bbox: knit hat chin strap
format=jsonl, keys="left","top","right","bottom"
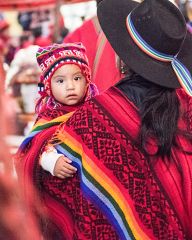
{"left": 86, "top": 83, "right": 99, "bottom": 101}
{"left": 126, "top": 13, "right": 192, "bottom": 96}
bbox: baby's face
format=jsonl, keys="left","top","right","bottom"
{"left": 51, "top": 64, "right": 88, "bottom": 105}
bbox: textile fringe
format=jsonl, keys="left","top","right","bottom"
{"left": 48, "top": 123, "right": 66, "bottom": 147}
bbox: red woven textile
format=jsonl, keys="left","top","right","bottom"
{"left": 17, "top": 87, "right": 192, "bottom": 239}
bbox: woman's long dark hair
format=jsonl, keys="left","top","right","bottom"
{"left": 138, "top": 79, "right": 192, "bottom": 160}
{"left": 119, "top": 64, "right": 192, "bottom": 160}
{"left": 139, "top": 85, "right": 179, "bottom": 159}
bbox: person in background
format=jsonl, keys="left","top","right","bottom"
{"left": 0, "top": 47, "right": 41, "bottom": 240}
{"left": 0, "top": 15, "right": 18, "bottom": 66}
{"left": 17, "top": 11, "right": 32, "bottom": 32}
{"left": 5, "top": 44, "right": 40, "bottom": 135}
{"left": 185, "top": 0, "right": 192, "bottom": 33}
{"left": 24, "top": 0, "right": 191, "bottom": 239}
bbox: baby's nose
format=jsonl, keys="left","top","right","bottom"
{"left": 66, "top": 80, "right": 75, "bottom": 90}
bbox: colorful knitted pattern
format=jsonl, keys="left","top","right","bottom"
{"left": 36, "top": 42, "right": 91, "bottom": 94}
{"left": 19, "top": 113, "right": 74, "bottom": 151}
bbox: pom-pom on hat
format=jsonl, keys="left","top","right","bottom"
{"left": 36, "top": 42, "right": 91, "bottom": 96}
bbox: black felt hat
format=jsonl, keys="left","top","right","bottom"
{"left": 97, "top": 0, "right": 192, "bottom": 89}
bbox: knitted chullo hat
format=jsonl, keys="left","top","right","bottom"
{"left": 36, "top": 42, "right": 92, "bottom": 97}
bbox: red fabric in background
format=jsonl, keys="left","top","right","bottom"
{"left": 64, "top": 16, "right": 121, "bottom": 93}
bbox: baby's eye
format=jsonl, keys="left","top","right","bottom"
{"left": 57, "top": 79, "right": 64, "bottom": 83}
{"left": 74, "top": 76, "right": 81, "bottom": 81}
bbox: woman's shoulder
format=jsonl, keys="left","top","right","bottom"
{"left": 176, "top": 88, "right": 192, "bottom": 104}
{"left": 176, "top": 89, "right": 192, "bottom": 125}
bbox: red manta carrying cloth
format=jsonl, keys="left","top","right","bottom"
{"left": 17, "top": 87, "right": 192, "bottom": 239}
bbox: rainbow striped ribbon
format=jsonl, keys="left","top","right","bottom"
{"left": 126, "top": 13, "right": 192, "bottom": 96}
{"left": 19, "top": 113, "right": 73, "bottom": 151}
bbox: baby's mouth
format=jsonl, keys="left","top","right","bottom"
{"left": 66, "top": 94, "right": 77, "bottom": 98}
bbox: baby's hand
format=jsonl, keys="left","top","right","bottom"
{"left": 53, "top": 156, "right": 77, "bottom": 179}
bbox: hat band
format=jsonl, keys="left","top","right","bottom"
{"left": 126, "top": 13, "right": 192, "bottom": 96}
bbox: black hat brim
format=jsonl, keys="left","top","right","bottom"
{"left": 97, "top": 0, "right": 192, "bottom": 88}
